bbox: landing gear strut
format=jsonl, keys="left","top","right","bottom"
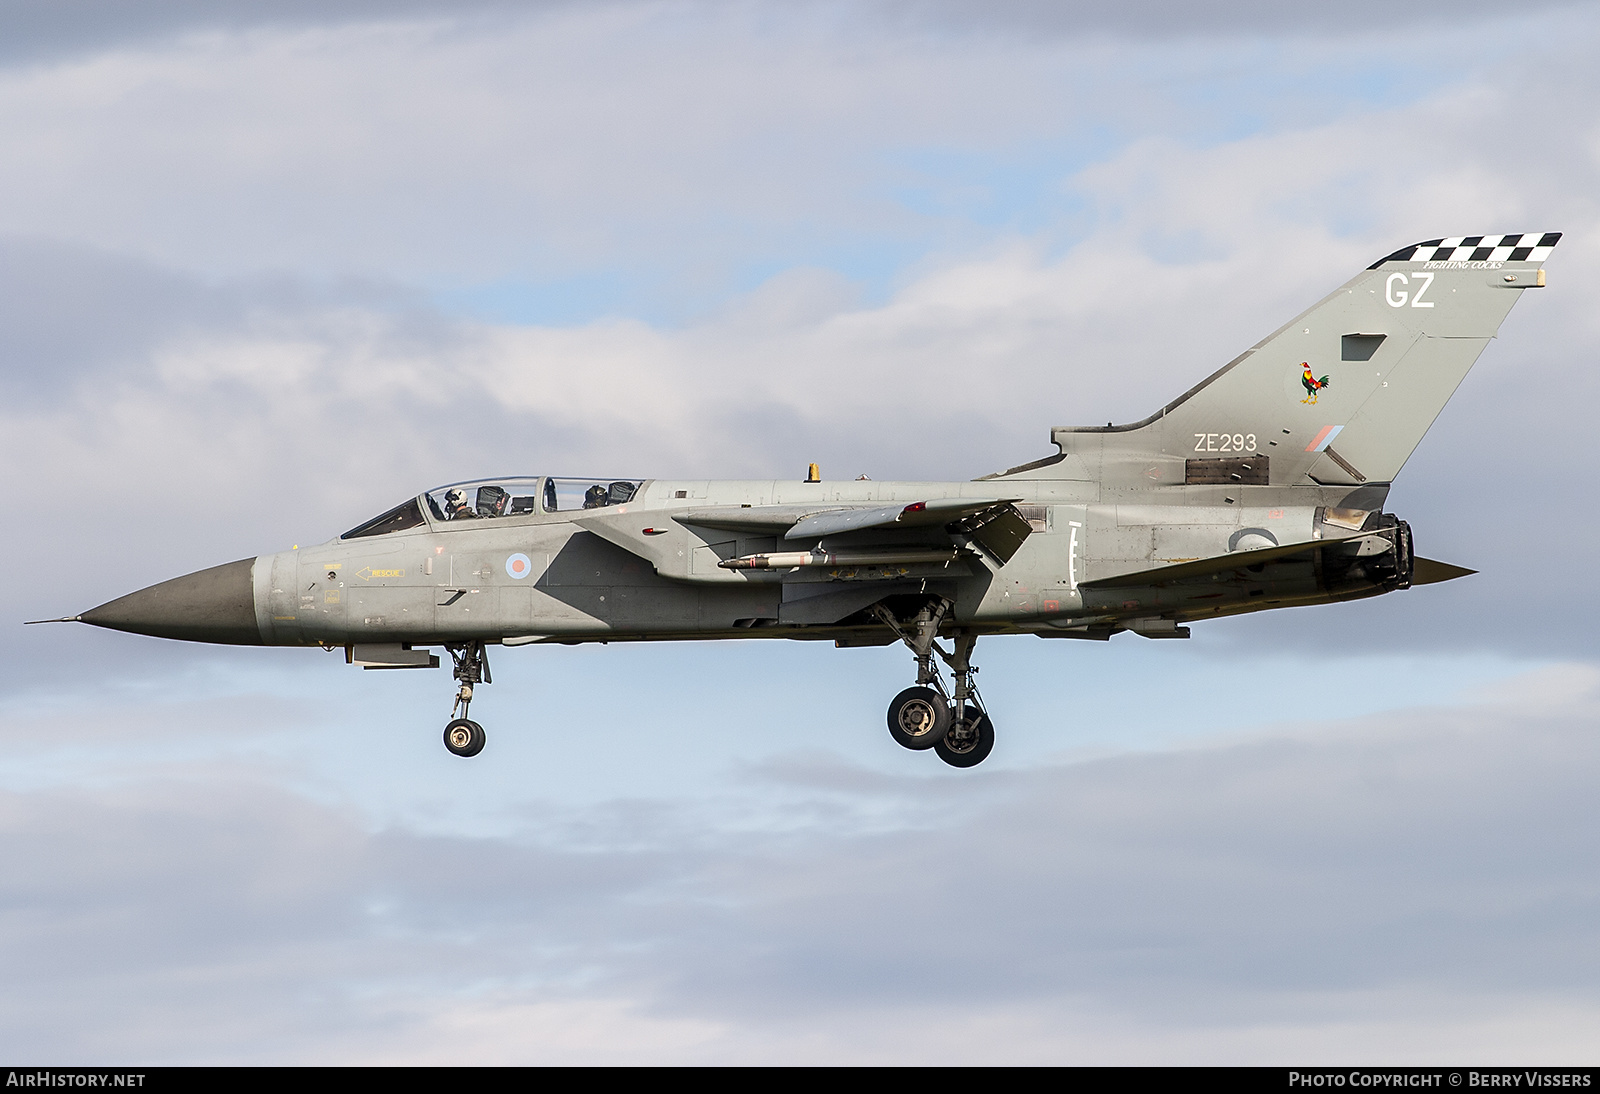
{"left": 935, "top": 703, "right": 994, "bottom": 768}
{"left": 442, "top": 641, "right": 490, "bottom": 758}
{"left": 871, "top": 600, "right": 996, "bottom": 768}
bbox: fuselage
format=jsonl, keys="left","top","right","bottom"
{"left": 80, "top": 472, "right": 1405, "bottom": 651}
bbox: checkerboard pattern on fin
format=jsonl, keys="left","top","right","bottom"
{"left": 1369, "top": 233, "right": 1560, "bottom": 268}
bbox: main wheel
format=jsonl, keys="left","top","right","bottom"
{"left": 444, "top": 718, "right": 486, "bottom": 757}
{"left": 887, "top": 686, "right": 951, "bottom": 750}
{"left": 935, "top": 706, "right": 994, "bottom": 768}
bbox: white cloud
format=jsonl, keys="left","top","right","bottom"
{"left": 1, "top": 2, "right": 1584, "bottom": 292}
{"left": 0, "top": 10, "right": 1092, "bottom": 281}
{"left": 0, "top": 662, "right": 1596, "bottom": 1063}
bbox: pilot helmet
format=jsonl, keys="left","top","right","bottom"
{"left": 445, "top": 488, "right": 467, "bottom": 508}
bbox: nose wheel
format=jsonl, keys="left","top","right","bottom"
{"left": 442, "top": 641, "right": 491, "bottom": 758}
{"left": 444, "top": 718, "right": 486, "bottom": 757}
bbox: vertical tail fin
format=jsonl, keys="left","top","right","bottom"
{"left": 1042, "top": 234, "right": 1559, "bottom": 487}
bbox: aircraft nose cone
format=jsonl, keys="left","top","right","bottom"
{"left": 80, "top": 558, "right": 263, "bottom": 645}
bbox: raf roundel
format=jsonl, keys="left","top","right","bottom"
{"left": 505, "top": 553, "right": 533, "bottom": 580}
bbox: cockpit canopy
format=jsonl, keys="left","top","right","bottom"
{"left": 340, "top": 476, "right": 644, "bottom": 539}
{"left": 425, "top": 477, "right": 546, "bottom": 522}
{"left": 546, "top": 477, "right": 641, "bottom": 512}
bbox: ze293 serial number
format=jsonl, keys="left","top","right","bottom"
{"left": 1194, "top": 433, "right": 1257, "bottom": 453}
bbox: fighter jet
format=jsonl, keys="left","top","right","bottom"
{"left": 37, "top": 233, "right": 1559, "bottom": 766}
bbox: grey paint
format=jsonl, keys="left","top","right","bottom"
{"left": 80, "top": 558, "right": 261, "bottom": 645}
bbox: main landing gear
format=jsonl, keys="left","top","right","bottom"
{"left": 442, "top": 640, "right": 490, "bottom": 758}
{"left": 872, "top": 600, "right": 996, "bottom": 768}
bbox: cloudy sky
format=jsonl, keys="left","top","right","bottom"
{"left": 3, "top": 0, "right": 1598, "bottom": 1064}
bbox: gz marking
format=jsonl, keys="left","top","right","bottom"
{"left": 1385, "top": 271, "right": 1435, "bottom": 308}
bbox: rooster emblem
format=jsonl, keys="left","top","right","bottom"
{"left": 1300, "top": 362, "right": 1331, "bottom": 404}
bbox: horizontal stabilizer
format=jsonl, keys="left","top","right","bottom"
{"left": 1080, "top": 530, "right": 1388, "bottom": 590}
{"left": 1411, "top": 557, "right": 1476, "bottom": 585}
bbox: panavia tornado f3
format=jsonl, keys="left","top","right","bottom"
{"left": 40, "top": 233, "right": 1560, "bottom": 766}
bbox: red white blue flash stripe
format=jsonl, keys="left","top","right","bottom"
{"left": 1306, "top": 425, "right": 1343, "bottom": 452}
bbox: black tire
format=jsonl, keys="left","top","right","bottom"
{"left": 444, "top": 718, "right": 486, "bottom": 758}
{"left": 887, "top": 686, "right": 951, "bottom": 751}
{"left": 935, "top": 706, "right": 994, "bottom": 768}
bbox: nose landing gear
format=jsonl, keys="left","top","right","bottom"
{"left": 871, "top": 600, "right": 996, "bottom": 768}
{"left": 442, "top": 641, "right": 490, "bottom": 758}
{"left": 444, "top": 718, "right": 485, "bottom": 757}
